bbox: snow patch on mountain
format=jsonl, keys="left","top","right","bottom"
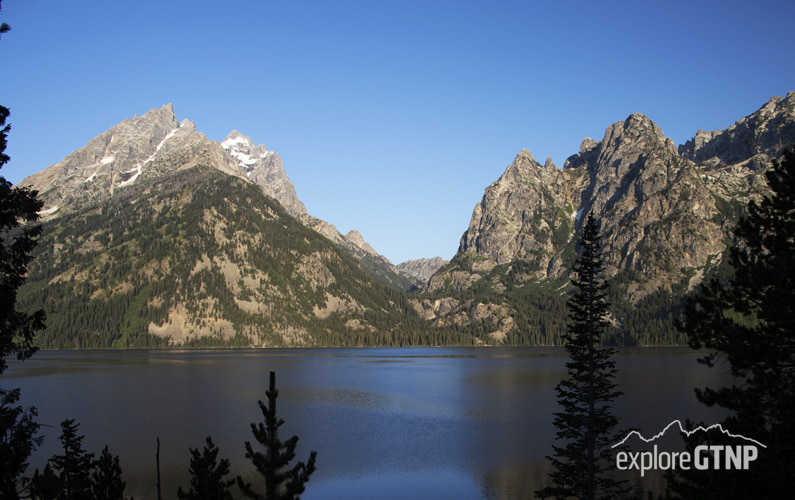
{"left": 118, "top": 164, "right": 142, "bottom": 188}
{"left": 221, "top": 135, "right": 248, "bottom": 149}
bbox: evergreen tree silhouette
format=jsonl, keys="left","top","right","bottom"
{"left": 536, "top": 212, "right": 630, "bottom": 500}
{"left": 178, "top": 436, "right": 235, "bottom": 500}
{"left": 29, "top": 419, "right": 128, "bottom": 500}
{"left": 671, "top": 150, "right": 795, "bottom": 498}
{"left": 0, "top": 387, "right": 42, "bottom": 499}
{"left": 92, "top": 445, "right": 128, "bottom": 500}
{"left": 31, "top": 419, "right": 95, "bottom": 499}
{"left": 237, "top": 371, "right": 317, "bottom": 500}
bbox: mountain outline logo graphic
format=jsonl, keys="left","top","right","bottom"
{"left": 612, "top": 419, "right": 767, "bottom": 449}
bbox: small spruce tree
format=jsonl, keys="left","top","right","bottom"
{"left": 178, "top": 436, "right": 235, "bottom": 500}
{"left": 92, "top": 445, "right": 128, "bottom": 500}
{"left": 536, "top": 212, "right": 630, "bottom": 500}
{"left": 236, "top": 371, "right": 317, "bottom": 500}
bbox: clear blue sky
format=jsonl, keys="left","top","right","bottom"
{"left": 1, "top": 0, "right": 793, "bottom": 264}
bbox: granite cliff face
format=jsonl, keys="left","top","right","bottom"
{"left": 427, "top": 92, "right": 795, "bottom": 332}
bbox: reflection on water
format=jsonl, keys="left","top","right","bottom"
{"left": 2, "top": 347, "right": 730, "bottom": 499}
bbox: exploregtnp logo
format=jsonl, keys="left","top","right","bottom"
{"left": 611, "top": 420, "right": 766, "bottom": 477}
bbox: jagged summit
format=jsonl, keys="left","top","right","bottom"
{"left": 18, "top": 104, "right": 311, "bottom": 220}
{"left": 19, "top": 104, "right": 413, "bottom": 291}
{"left": 433, "top": 94, "right": 793, "bottom": 305}
{"left": 344, "top": 230, "right": 379, "bottom": 258}
{"left": 679, "top": 91, "right": 795, "bottom": 165}
{"left": 219, "top": 130, "right": 307, "bottom": 218}
{"left": 21, "top": 103, "right": 195, "bottom": 216}
{"left": 457, "top": 146, "right": 569, "bottom": 267}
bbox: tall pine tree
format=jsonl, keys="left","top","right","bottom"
{"left": 670, "top": 150, "right": 795, "bottom": 498}
{"left": 536, "top": 212, "right": 630, "bottom": 500}
{"left": 236, "top": 371, "right": 317, "bottom": 500}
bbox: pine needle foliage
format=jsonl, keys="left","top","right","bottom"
{"left": 92, "top": 445, "right": 128, "bottom": 500}
{"left": 178, "top": 436, "right": 235, "bottom": 500}
{"left": 536, "top": 212, "right": 630, "bottom": 500}
{"left": 237, "top": 371, "right": 317, "bottom": 500}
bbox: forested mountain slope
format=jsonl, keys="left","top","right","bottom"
{"left": 19, "top": 166, "right": 470, "bottom": 348}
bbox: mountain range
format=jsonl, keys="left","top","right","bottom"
{"left": 15, "top": 92, "right": 795, "bottom": 347}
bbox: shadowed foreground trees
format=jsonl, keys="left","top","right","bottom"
{"left": 669, "top": 150, "right": 795, "bottom": 498}
{"left": 0, "top": 387, "right": 42, "bottom": 498}
{"left": 28, "top": 419, "right": 128, "bottom": 500}
{"left": 536, "top": 212, "right": 631, "bottom": 500}
{"left": 178, "top": 371, "right": 317, "bottom": 500}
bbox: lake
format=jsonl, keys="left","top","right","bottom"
{"left": 2, "top": 347, "right": 732, "bottom": 499}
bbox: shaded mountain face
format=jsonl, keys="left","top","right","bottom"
{"left": 19, "top": 104, "right": 412, "bottom": 290}
{"left": 430, "top": 93, "right": 795, "bottom": 304}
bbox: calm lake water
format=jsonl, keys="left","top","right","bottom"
{"left": 2, "top": 347, "right": 732, "bottom": 499}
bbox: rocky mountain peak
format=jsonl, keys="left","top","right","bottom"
{"left": 19, "top": 103, "right": 200, "bottom": 216}
{"left": 220, "top": 130, "right": 307, "bottom": 218}
{"left": 456, "top": 147, "right": 571, "bottom": 269}
{"left": 596, "top": 113, "right": 676, "bottom": 168}
{"left": 128, "top": 103, "right": 180, "bottom": 135}
{"left": 679, "top": 92, "right": 795, "bottom": 165}
{"left": 433, "top": 94, "right": 794, "bottom": 306}
{"left": 563, "top": 113, "right": 681, "bottom": 217}
{"left": 397, "top": 257, "right": 449, "bottom": 284}
{"left": 579, "top": 137, "right": 598, "bottom": 154}
{"left": 344, "top": 230, "right": 379, "bottom": 257}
